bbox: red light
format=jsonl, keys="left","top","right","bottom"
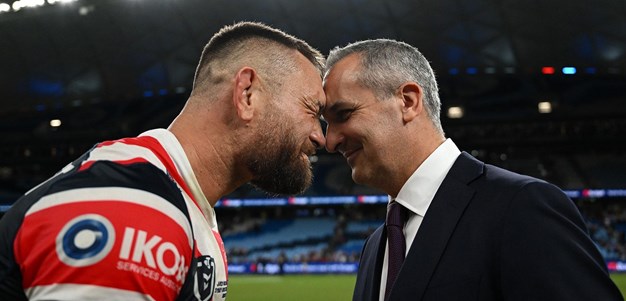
{"left": 608, "top": 262, "right": 617, "bottom": 271}
{"left": 542, "top": 67, "right": 555, "bottom": 74}
{"left": 582, "top": 189, "right": 590, "bottom": 197}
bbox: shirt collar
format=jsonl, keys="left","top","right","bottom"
{"left": 139, "top": 128, "right": 216, "bottom": 227}
{"left": 392, "top": 138, "right": 461, "bottom": 216}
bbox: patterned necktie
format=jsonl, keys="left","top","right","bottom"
{"left": 385, "top": 201, "right": 406, "bottom": 301}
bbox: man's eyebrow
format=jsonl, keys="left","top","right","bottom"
{"left": 321, "top": 100, "right": 351, "bottom": 122}
{"left": 315, "top": 98, "right": 325, "bottom": 113}
{"left": 324, "top": 100, "right": 347, "bottom": 115}
{"left": 307, "top": 97, "right": 324, "bottom": 119}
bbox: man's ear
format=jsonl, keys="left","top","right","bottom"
{"left": 233, "top": 67, "right": 256, "bottom": 121}
{"left": 398, "top": 82, "right": 424, "bottom": 123}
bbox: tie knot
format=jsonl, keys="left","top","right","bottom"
{"left": 386, "top": 201, "right": 406, "bottom": 228}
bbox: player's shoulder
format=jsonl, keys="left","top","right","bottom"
{"left": 78, "top": 135, "right": 171, "bottom": 174}
{"left": 12, "top": 167, "right": 195, "bottom": 301}
{"left": 8, "top": 134, "right": 189, "bottom": 231}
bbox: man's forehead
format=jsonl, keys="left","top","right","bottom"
{"left": 325, "top": 64, "right": 362, "bottom": 92}
{"left": 327, "top": 54, "right": 361, "bottom": 76}
{"left": 298, "top": 72, "right": 325, "bottom": 102}
{"left": 309, "top": 83, "right": 326, "bottom": 106}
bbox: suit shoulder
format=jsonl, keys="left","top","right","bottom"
{"left": 470, "top": 163, "right": 570, "bottom": 209}
{"left": 482, "top": 163, "right": 547, "bottom": 187}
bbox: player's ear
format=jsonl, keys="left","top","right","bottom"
{"left": 233, "top": 67, "right": 257, "bottom": 121}
{"left": 398, "top": 81, "right": 423, "bottom": 123}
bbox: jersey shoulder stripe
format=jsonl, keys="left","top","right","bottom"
{"left": 80, "top": 140, "right": 167, "bottom": 173}
{"left": 26, "top": 186, "right": 193, "bottom": 247}
{"left": 1, "top": 136, "right": 197, "bottom": 301}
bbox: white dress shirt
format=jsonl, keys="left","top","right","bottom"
{"left": 379, "top": 139, "right": 461, "bottom": 301}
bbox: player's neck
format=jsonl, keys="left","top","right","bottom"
{"left": 169, "top": 119, "right": 250, "bottom": 207}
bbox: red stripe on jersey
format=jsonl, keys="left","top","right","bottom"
{"left": 96, "top": 140, "right": 118, "bottom": 147}
{"left": 15, "top": 200, "right": 192, "bottom": 301}
{"left": 79, "top": 160, "right": 96, "bottom": 172}
{"left": 79, "top": 157, "right": 149, "bottom": 172}
{"left": 97, "top": 138, "right": 144, "bottom": 148}
{"left": 212, "top": 230, "right": 228, "bottom": 279}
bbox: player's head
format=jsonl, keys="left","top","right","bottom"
{"left": 193, "top": 21, "right": 326, "bottom": 195}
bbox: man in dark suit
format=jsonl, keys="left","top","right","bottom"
{"left": 321, "top": 39, "right": 623, "bottom": 301}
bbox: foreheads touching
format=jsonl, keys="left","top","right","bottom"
{"left": 191, "top": 21, "right": 325, "bottom": 98}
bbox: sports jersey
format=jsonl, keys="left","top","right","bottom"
{"left": 0, "top": 129, "right": 228, "bottom": 301}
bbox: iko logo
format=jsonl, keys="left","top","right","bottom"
{"left": 119, "top": 227, "right": 187, "bottom": 282}
{"left": 56, "top": 214, "right": 115, "bottom": 267}
{"left": 194, "top": 255, "right": 216, "bottom": 301}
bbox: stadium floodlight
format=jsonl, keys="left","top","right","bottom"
{"left": 48, "top": 0, "right": 77, "bottom": 4}
{"left": 12, "top": 0, "right": 45, "bottom": 11}
{"left": 0, "top": 3, "right": 10, "bottom": 13}
{"left": 538, "top": 101, "right": 552, "bottom": 114}
{"left": 447, "top": 106, "right": 464, "bottom": 119}
{"left": 50, "top": 119, "right": 62, "bottom": 127}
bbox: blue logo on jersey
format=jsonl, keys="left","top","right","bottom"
{"left": 56, "top": 214, "right": 116, "bottom": 267}
{"left": 62, "top": 219, "right": 109, "bottom": 259}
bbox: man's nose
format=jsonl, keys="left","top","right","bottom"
{"left": 324, "top": 122, "right": 343, "bottom": 153}
{"left": 310, "top": 121, "right": 326, "bottom": 149}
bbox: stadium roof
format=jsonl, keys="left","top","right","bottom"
{"left": 0, "top": 0, "right": 625, "bottom": 114}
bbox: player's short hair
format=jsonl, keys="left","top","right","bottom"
{"left": 192, "top": 21, "right": 324, "bottom": 97}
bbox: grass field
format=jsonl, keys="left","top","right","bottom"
{"left": 612, "top": 273, "right": 626, "bottom": 297}
{"left": 227, "top": 274, "right": 355, "bottom": 301}
{"left": 227, "top": 273, "right": 626, "bottom": 300}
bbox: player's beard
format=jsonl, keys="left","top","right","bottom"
{"left": 244, "top": 120, "right": 314, "bottom": 196}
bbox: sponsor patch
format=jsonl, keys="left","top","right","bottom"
{"left": 55, "top": 214, "right": 115, "bottom": 267}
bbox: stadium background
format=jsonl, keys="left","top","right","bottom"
{"left": 0, "top": 0, "right": 625, "bottom": 299}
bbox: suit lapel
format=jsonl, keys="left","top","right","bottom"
{"left": 389, "top": 152, "right": 483, "bottom": 300}
{"left": 355, "top": 225, "right": 386, "bottom": 301}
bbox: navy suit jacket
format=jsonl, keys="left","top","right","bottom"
{"left": 353, "top": 152, "right": 623, "bottom": 301}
